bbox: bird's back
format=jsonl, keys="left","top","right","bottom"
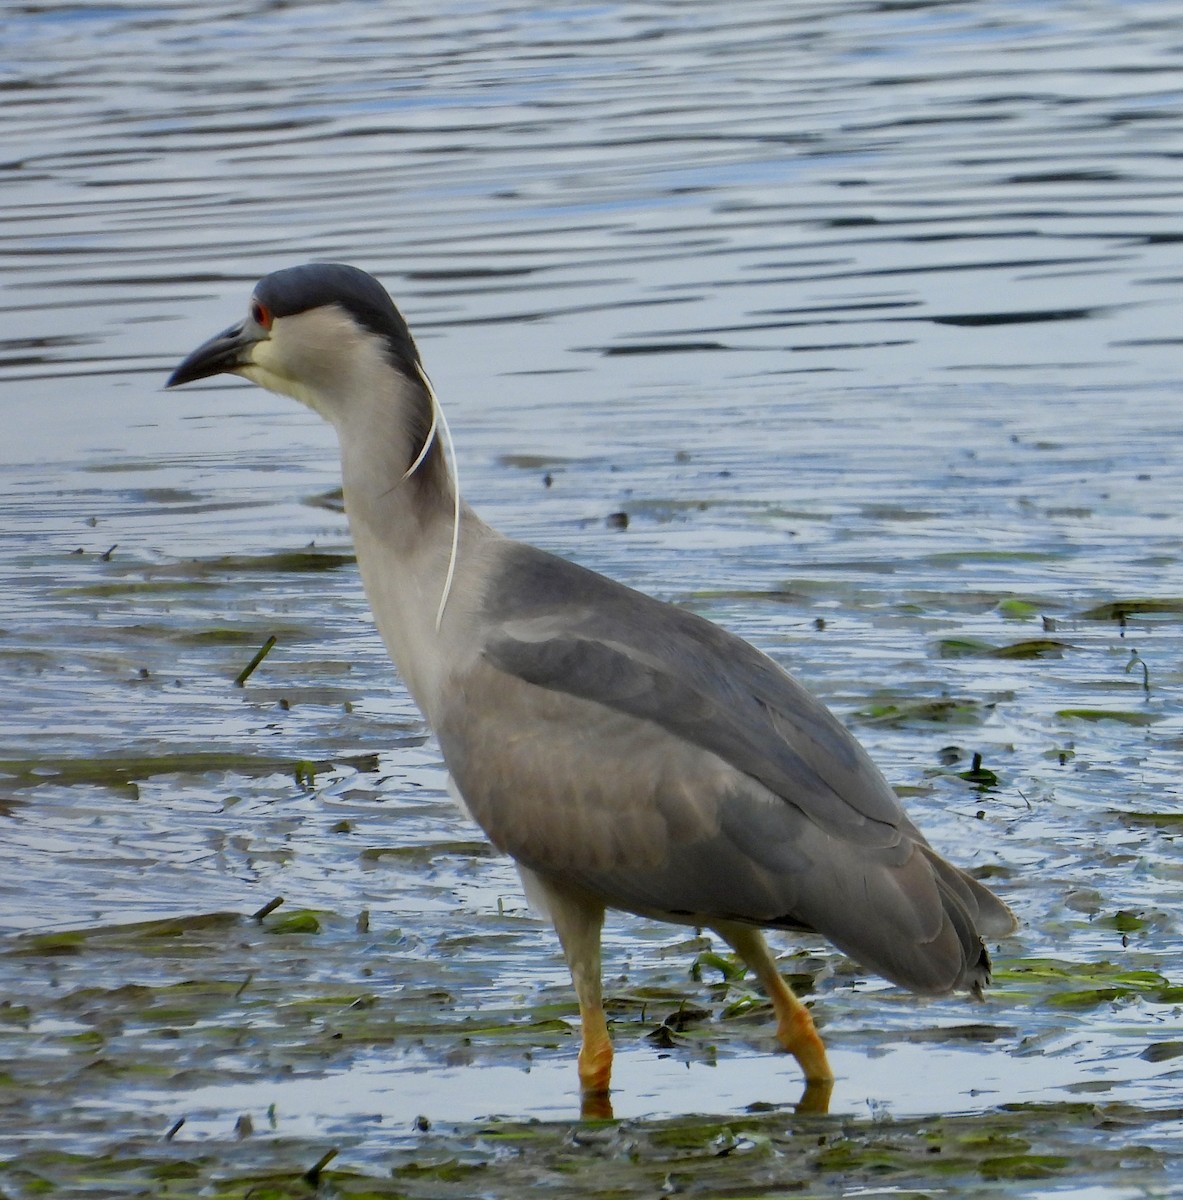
{"left": 437, "top": 540, "right": 1015, "bottom": 997}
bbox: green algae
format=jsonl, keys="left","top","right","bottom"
{"left": 12, "top": 912, "right": 244, "bottom": 956}
{"left": 1117, "top": 810, "right": 1183, "bottom": 828}
{"left": 1, "top": 899, "right": 1181, "bottom": 1198}
{"left": 854, "top": 695, "right": 991, "bottom": 726}
{"left": 1055, "top": 707, "right": 1160, "bottom": 726}
{"left": 978, "top": 1152, "right": 1070, "bottom": 1180}
{"left": 264, "top": 910, "right": 324, "bottom": 936}
{"left": 0, "top": 751, "right": 381, "bottom": 790}
{"left": 996, "top": 597, "right": 1043, "bottom": 619}
{"left": 935, "top": 636, "right": 1072, "bottom": 659}
{"left": 992, "top": 957, "right": 1182, "bottom": 1007}
{"left": 1080, "top": 597, "right": 1183, "bottom": 621}
{"left": 360, "top": 841, "right": 496, "bottom": 865}
{"left": 0, "top": 1102, "right": 1175, "bottom": 1198}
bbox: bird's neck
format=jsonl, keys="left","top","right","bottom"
{"left": 333, "top": 376, "right": 479, "bottom": 718}
{"left": 335, "top": 369, "right": 454, "bottom": 549}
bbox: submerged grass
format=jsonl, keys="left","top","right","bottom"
{"left": 853, "top": 694, "right": 994, "bottom": 726}
{"left": 992, "top": 956, "right": 1183, "bottom": 1008}
{"left": 0, "top": 1100, "right": 1177, "bottom": 1197}
{"left": 935, "top": 636, "right": 1072, "bottom": 659}
{"left": 5, "top": 371, "right": 1182, "bottom": 1200}
{"left": 0, "top": 751, "right": 383, "bottom": 789}
{"left": 3, "top": 897, "right": 1179, "bottom": 1197}
{"left": 1055, "top": 707, "right": 1160, "bottom": 726}
{"left": 1080, "top": 597, "right": 1183, "bottom": 621}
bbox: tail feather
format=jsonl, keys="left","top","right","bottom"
{"left": 930, "top": 865, "right": 992, "bottom": 998}
{"left": 922, "top": 846, "right": 1017, "bottom": 939}
{"left": 917, "top": 847, "right": 1015, "bottom": 997}
{"left": 799, "top": 843, "right": 1014, "bottom": 999}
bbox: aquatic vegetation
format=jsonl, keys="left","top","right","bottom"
{"left": 935, "top": 636, "right": 1072, "bottom": 659}
{"left": 3, "top": 1, "right": 1183, "bottom": 1194}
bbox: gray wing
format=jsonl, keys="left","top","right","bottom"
{"left": 438, "top": 542, "right": 1014, "bottom": 994}
{"left": 479, "top": 542, "right": 907, "bottom": 844}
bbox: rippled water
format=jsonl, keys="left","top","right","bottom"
{"left": 2, "top": 1, "right": 1182, "bottom": 1194}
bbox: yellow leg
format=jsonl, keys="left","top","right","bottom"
{"left": 715, "top": 923, "right": 834, "bottom": 1114}
{"left": 575, "top": 993, "right": 613, "bottom": 1097}
{"left": 529, "top": 874, "right": 614, "bottom": 1118}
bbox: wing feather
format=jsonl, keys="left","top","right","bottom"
{"left": 482, "top": 544, "right": 903, "bottom": 845}
{"left": 434, "top": 542, "right": 1013, "bottom": 996}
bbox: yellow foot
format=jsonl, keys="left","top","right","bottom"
{"left": 577, "top": 1025, "right": 614, "bottom": 1096}
{"left": 775, "top": 1003, "right": 832, "bottom": 1087}
{"left": 711, "top": 923, "right": 834, "bottom": 1114}
{"left": 795, "top": 1076, "right": 834, "bottom": 1115}
{"left": 580, "top": 1087, "right": 614, "bottom": 1121}
{"left": 577, "top": 1025, "right": 614, "bottom": 1121}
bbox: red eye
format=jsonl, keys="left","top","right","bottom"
{"left": 250, "top": 300, "right": 272, "bottom": 329}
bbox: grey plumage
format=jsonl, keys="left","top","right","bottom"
{"left": 442, "top": 540, "right": 1011, "bottom": 998}
{"left": 167, "top": 262, "right": 1016, "bottom": 1114}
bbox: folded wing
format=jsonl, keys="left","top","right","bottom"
{"left": 437, "top": 543, "right": 1014, "bottom": 995}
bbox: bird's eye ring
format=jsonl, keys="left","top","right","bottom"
{"left": 250, "top": 300, "right": 272, "bottom": 329}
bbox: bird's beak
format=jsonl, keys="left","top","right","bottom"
{"left": 166, "top": 322, "right": 264, "bottom": 388}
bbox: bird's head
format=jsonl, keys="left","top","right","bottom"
{"left": 166, "top": 264, "right": 424, "bottom": 426}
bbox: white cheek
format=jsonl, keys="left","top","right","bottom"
{"left": 241, "top": 342, "right": 327, "bottom": 417}
{"left": 236, "top": 309, "right": 389, "bottom": 428}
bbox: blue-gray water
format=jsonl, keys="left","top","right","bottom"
{"left": 2, "top": 1, "right": 1181, "bottom": 1194}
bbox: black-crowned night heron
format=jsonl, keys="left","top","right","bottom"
{"left": 167, "top": 263, "right": 1015, "bottom": 1116}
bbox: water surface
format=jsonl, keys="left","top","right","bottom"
{"left": 2, "top": 1, "right": 1182, "bottom": 1195}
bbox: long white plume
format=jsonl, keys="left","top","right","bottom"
{"left": 404, "top": 362, "right": 461, "bottom": 631}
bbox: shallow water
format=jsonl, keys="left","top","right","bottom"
{"left": 2, "top": 0, "right": 1182, "bottom": 1195}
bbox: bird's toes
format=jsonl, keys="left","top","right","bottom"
{"left": 795, "top": 1076, "right": 834, "bottom": 1115}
